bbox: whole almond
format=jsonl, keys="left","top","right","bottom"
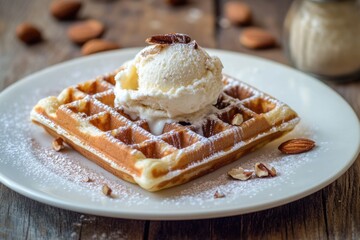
{"left": 68, "top": 19, "right": 105, "bottom": 45}
{"left": 278, "top": 138, "right": 315, "bottom": 154}
{"left": 81, "top": 39, "right": 120, "bottom": 55}
{"left": 16, "top": 23, "right": 42, "bottom": 44}
{"left": 240, "top": 27, "right": 276, "bottom": 49}
{"left": 224, "top": 1, "right": 251, "bottom": 25}
{"left": 50, "top": 0, "right": 82, "bottom": 20}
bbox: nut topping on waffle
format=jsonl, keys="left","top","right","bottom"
{"left": 145, "top": 33, "right": 191, "bottom": 44}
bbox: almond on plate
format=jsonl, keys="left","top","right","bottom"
{"left": 278, "top": 138, "right": 316, "bottom": 154}
{"left": 228, "top": 167, "right": 253, "bottom": 181}
{"left": 52, "top": 137, "right": 65, "bottom": 151}
{"left": 16, "top": 23, "right": 42, "bottom": 44}
{"left": 50, "top": 0, "right": 82, "bottom": 20}
{"left": 239, "top": 27, "right": 276, "bottom": 49}
{"left": 214, "top": 190, "right": 226, "bottom": 198}
{"left": 67, "top": 19, "right": 105, "bottom": 45}
{"left": 102, "top": 184, "right": 112, "bottom": 197}
{"left": 254, "top": 162, "right": 277, "bottom": 178}
{"left": 81, "top": 39, "right": 120, "bottom": 55}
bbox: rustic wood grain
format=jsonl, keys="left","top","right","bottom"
{"left": 0, "top": 184, "right": 145, "bottom": 239}
{"left": 1, "top": 0, "right": 360, "bottom": 239}
{"left": 211, "top": 194, "right": 328, "bottom": 240}
{"left": 148, "top": 220, "right": 212, "bottom": 240}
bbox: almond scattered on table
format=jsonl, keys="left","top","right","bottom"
{"left": 81, "top": 39, "right": 120, "bottom": 55}
{"left": 50, "top": 0, "right": 82, "bottom": 20}
{"left": 278, "top": 138, "right": 316, "bottom": 154}
{"left": 16, "top": 23, "right": 42, "bottom": 44}
{"left": 239, "top": 27, "right": 276, "bottom": 49}
{"left": 224, "top": 1, "right": 251, "bottom": 25}
{"left": 68, "top": 19, "right": 105, "bottom": 45}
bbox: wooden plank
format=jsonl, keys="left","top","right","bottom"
{"left": 209, "top": 192, "right": 327, "bottom": 239}
{"left": 323, "top": 169, "right": 360, "bottom": 239}
{"left": 148, "top": 220, "right": 211, "bottom": 240}
{"left": 0, "top": 184, "right": 79, "bottom": 239}
{"left": 75, "top": 216, "right": 145, "bottom": 239}
{"left": 0, "top": 185, "right": 145, "bottom": 239}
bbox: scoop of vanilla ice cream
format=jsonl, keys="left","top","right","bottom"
{"left": 114, "top": 41, "right": 223, "bottom": 121}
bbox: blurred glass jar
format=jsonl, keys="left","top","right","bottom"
{"left": 283, "top": 0, "right": 360, "bottom": 81}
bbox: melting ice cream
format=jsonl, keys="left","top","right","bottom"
{"left": 114, "top": 33, "right": 223, "bottom": 134}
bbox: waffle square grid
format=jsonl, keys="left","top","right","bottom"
{"left": 31, "top": 71, "right": 299, "bottom": 191}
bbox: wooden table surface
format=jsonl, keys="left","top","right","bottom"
{"left": 1, "top": 0, "right": 359, "bottom": 239}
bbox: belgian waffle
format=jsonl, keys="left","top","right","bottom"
{"left": 30, "top": 72, "right": 299, "bottom": 191}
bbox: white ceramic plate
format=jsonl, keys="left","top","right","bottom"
{"left": 0, "top": 48, "right": 359, "bottom": 220}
